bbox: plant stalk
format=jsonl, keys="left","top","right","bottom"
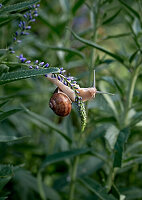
{"left": 124, "top": 65, "right": 140, "bottom": 126}
{"left": 69, "top": 133, "right": 85, "bottom": 200}
{"left": 69, "top": 156, "right": 80, "bottom": 200}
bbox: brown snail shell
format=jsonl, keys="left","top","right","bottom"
{"left": 49, "top": 88, "right": 72, "bottom": 117}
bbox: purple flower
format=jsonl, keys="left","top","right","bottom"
{"left": 20, "top": 57, "right": 26, "bottom": 62}
{"left": 23, "top": 14, "right": 27, "bottom": 18}
{"left": 19, "top": 21, "right": 23, "bottom": 28}
{"left": 40, "top": 62, "right": 44, "bottom": 66}
{"left": 13, "top": 37, "right": 16, "bottom": 41}
{"left": 29, "top": 66, "right": 33, "bottom": 69}
{"left": 35, "top": 60, "right": 38, "bottom": 64}
{"left": 26, "top": 60, "right": 31, "bottom": 64}
{"left": 19, "top": 54, "right": 23, "bottom": 58}
{"left": 0, "top": 4, "right": 2, "bottom": 8}
{"left": 45, "top": 74, "right": 48, "bottom": 77}
{"left": 26, "top": 26, "right": 31, "bottom": 30}
{"left": 58, "top": 76, "right": 61, "bottom": 81}
{"left": 36, "top": 66, "right": 39, "bottom": 69}
{"left": 9, "top": 47, "right": 13, "bottom": 50}
{"left": 44, "top": 63, "right": 49, "bottom": 68}
{"left": 10, "top": 51, "right": 15, "bottom": 54}
{"left": 15, "top": 31, "right": 18, "bottom": 36}
{"left": 37, "top": 4, "right": 40, "bottom": 7}
{"left": 30, "top": 19, "right": 36, "bottom": 22}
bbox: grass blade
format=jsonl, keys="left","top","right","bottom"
{"left": 40, "top": 148, "right": 90, "bottom": 171}
{"left": 113, "top": 128, "right": 130, "bottom": 168}
{"left": 118, "top": 0, "right": 140, "bottom": 20}
{"left": 80, "top": 177, "right": 116, "bottom": 200}
{"left": 0, "top": 108, "right": 21, "bottom": 121}
{"left": 70, "top": 29, "right": 124, "bottom": 64}
{"left": 0, "top": 67, "right": 59, "bottom": 85}
{"left": 0, "top": 0, "right": 40, "bottom": 14}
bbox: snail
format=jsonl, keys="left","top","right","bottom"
{"left": 49, "top": 88, "right": 72, "bottom": 117}
{"left": 47, "top": 70, "right": 114, "bottom": 117}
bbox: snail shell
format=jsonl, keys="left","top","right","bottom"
{"left": 49, "top": 88, "right": 72, "bottom": 117}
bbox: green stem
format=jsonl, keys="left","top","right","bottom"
{"left": 106, "top": 167, "right": 117, "bottom": 192}
{"left": 89, "top": 0, "right": 101, "bottom": 86}
{"left": 69, "top": 133, "right": 85, "bottom": 200}
{"left": 124, "top": 65, "right": 140, "bottom": 126}
{"left": 69, "top": 156, "right": 80, "bottom": 200}
{"left": 37, "top": 172, "right": 46, "bottom": 200}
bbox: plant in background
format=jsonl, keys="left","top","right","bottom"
{"left": 0, "top": 0, "right": 142, "bottom": 200}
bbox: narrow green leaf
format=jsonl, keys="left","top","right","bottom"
{"left": 103, "top": 9, "right": 121, "bottom": 25}
{"left": 113, "top": 128, "right": 130, "bottom": 168}
{"left": 0, "top": 108, "right": 21, "bottom": 121}
{"left": 105, "top": 125, "right": 119, "bottom": 150}
{"left": 40, "top": 148, "right": 90, "bottom": 171}
{"left": 0, "top": 197, "right": 8, "bottom": 200}
{"left": 129, "top": 49, "right": 139, "bottom": 63}
{"left": 130, "top": 111, "right": 142, "bottom": 127}
{"left": 70, "top": 29, "right": 124, "bottom": 63}
{"left": 0, "top": 68, "right": 59, "bottom": 85}
{"left": 72, "top": 0, "right": 85, "bottom": 14}
{"left": 23, "top": 106, "right": 72, "bottom": 144}
{"left": 0, "top": 0, "right": 40, "bottom": 14}
{"left": 80, "top": 177, "right": 116, "bottom": 200}
{"left": 118, "top": 0, "right": 140, "bottom": 20}
{"left": 0, "top": 14, "right": 20, "bottom": 27}
{"left": 0, "top": 135, "right": 29, "bottom": 143}
{"left": 0, "top": 100, "right": 8, "bottom": 108}
{"left": 0, "top": 165, "right": 13, "bottom": 178}
{"left": 46, "top": 45, "right": 85, "bottom": 59}
{"left": 102, "top": 33, "right": 131, "bottom": 40}
{"left": 0, "top": 165, "right": 13, "bottom": 191}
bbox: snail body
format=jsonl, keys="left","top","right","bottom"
{"left": 47, "top": 74, "right": 97, "bottom": 102}
{"left": 49, "top": 88, "right": 72, "bottom": 117}
{"left": 47, "top": 72, "right": 113, "bottom": 117}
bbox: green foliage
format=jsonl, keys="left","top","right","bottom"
{"left": 0, "top": 0, "right": 142, "bottom": 200}
{"left": 0, "top": 68, "right": 59, "bottom": 85}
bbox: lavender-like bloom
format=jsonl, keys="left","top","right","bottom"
{"left": 26, "top": 60, "right": 31, "bottom": 64}
{"left": 36, "top": 66, "right": 39, "bottom": 69}
{"left": 16, "top": 54, "right": 26, "bottom": 62}
{"left": 35, "top": 60, "right": 38, "bottom": 64}
{"left": 58, "top": 76, "right": 61, "bottom": 81}
{"left": 29, "top": 66, "right": 33, "bottom": 69}
{"left": 0, "top": 4, "right": 2, "bottom": 8}
{"left": 40, "top": 62, "right": 44, "bottom": 66}
{"left": 21, "top": 57, "right": 26, "bottom": 62}
{"left": 44, "top": 63, "right": 49, "bottom": 68}
{"left": 76, "top": 90, "right": 80, "bottom": 94}
{"left": 30, "top": 19, "right": 36, "bottom": 22}
{"left": 10, "top": 51, "right": 15, "bottom": 54}
{"left": 15, "top": 31, "right": 18, "bottom": 36}
{"left": 23, "top": 14, "right": 27, "bottom": 18}
{"left": 26, "top": 26, "right": 31, "bottom": 30}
